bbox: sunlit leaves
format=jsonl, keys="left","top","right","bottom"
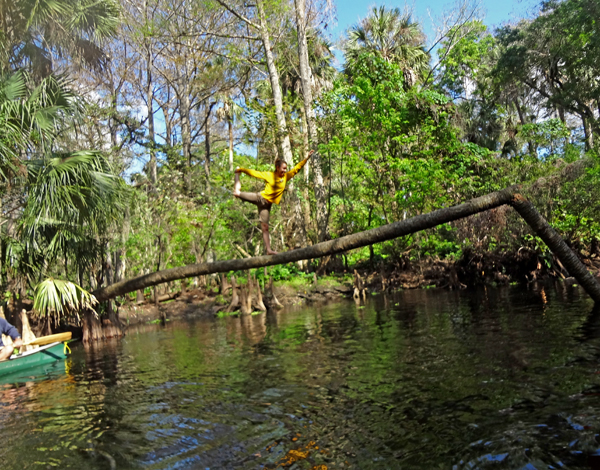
{"left": 33, "top": 277, "right": 98, "bottom": 321}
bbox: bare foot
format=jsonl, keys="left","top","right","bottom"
{"left": 266, "top": 249, "right": 278, "bottom": 255}
{"left": 233, "top": 172, "right": 241, "bottom": 197}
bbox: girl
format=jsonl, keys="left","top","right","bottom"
{"left": 233, "top": 151, "right": 314, "bottom": 255}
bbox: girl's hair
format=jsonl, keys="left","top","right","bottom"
{"left": 275, "top": 158, "right": 286, "bottom": 169}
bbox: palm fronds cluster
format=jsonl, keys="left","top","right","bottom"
{"left": 0, "top": 0, "right": 126, "bottom": 319}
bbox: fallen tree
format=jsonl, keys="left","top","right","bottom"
{"left": 94, "top": 183, "right": 600, "bottom": 303}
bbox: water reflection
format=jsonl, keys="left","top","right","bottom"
{"left": 0, "top": 283, "right": 599, "bottom": 469}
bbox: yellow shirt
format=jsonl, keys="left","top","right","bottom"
{"left": 238, "top": 158, "right": 308, "bottom": 204}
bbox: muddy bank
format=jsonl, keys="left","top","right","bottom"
{"left": 117, "top": 281, "right": 355, "bottom": 327}
{"left": 116, "top": 248, "right": 600, "bottom": 327}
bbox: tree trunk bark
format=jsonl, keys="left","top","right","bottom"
{"left": 294, "top": 0, "right": 328, "bottom": 242}
{"left": 94, "top": 183, "right": 600, "bottom": 303}
{"left": 114, "top": 207, "right": 130, "bottom": 283}
{"left": 582, "top": 115, "right": 594, "bottom": 151}
{"left": 83, "top": 310, "right": 104, "bottom": 342}
{"left": 300, "top": 107, "right": 313, "bottom": 242}
{"left": 226, "top": 276, "right": 239, "bottom": 313}
{"left": 256, "top": 0, "right": 293, "bottom": 165}
{"left": 254, "top": 276, "right": 267, "bottom": 312}
{"left": 228, "top": 116, "right": 234, "bottom": 172}
{"left": 179, "top": 54, "right": 192, "bottom": 192}
{"left": 146, "top": 45, "right": 157, "bottom": 187}
{"left": 204, "top": 103, "right": 212, "bottom": 193}
{"left": 511, "top": 194, "right": 600, "bottom": 301}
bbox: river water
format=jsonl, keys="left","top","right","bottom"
{"left": 2, "top": 283, "right": 600, "bottom": 469}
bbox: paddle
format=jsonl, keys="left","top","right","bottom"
{"left": 23, "top": 332, "right": 72, "bottom": 347}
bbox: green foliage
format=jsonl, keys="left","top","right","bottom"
{"left": 418, "top": 226, "right": 463, "bottom": 259}
{"left": 520, "top": 119, "right": 571, "bottom": 159}
{"left": 494, "top": 0, "right": 600, "bottom": 145}
{"left": 4, "top": 0, "right": 599, "bottom": 307}
{"left": 550, "top": 152, "right": 600, "bottom": 246}
{"left": 256, "top": 264, "right": 312, "bottom": 283}
{"left": 318, "top": 51, "right": 495, "bottom": 259}
{"left": 437, "top": 21, "right": 495, "bottom": 99}
{"left": 33, "top": 278, "right": 97, "bottom": 320}
{"left": 0, "top": 68, "right": 127, "bottom": 294}
{"left": 344, "top": 6, "right": 429, "bottom": 86}
{"left": 1, "top": 0, "right": 121, "bottom": 74}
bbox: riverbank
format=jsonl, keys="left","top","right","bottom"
{"left": 116, "top": 249, "right": 600, "bottom": 327}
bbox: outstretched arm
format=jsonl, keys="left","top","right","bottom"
{"left": 236, "top": 167, "right": 269, "bottom": 181}
{"left": 286, "top": 150, "right": 315, "bottom": 180}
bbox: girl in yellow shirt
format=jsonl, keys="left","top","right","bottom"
{"left": 234, "top": 151, "right": 313, "bottom": 255}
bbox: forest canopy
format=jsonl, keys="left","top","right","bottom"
{"left": 0, "top": 0, "right": 599, "bottom": 319}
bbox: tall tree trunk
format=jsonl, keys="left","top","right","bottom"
{"left": 294, "top": 0, "right": 328, "bottom": 242}
{"left": 256, "top": 0, "right": 306, "bottom": 247}
{"left": 256, "top": 0, "right": 293, "bottom": 164}
{"left": 582, "top": 115, "right": 594, "bottom": 151}
{"left": 181, "top": 87, "right": 191, "bottom": 165}
{"left": 204, "top": 103, "right": 211, "bottom": 193}
{"left": 228, "top": 115, "right": 234, "bottom": 172}
{"left": 146, "top": 46, "right": 157, "bottom": 187}
{"left": 179, "top": 54, "right": 192, "bottom": 192}
{"left": 301, "top": 108, "right": 309, "bottom": 183}
{"left": 143, "top": 0, "right": 157, "bottom": 188}
{"left": 109, "top": 91, "right": 119, "bottom": 149}
{"left": 105, "top": 245, "right": 114, "bottom": 287}
{"left": 558, "top": 106, "right": 566, "bottom": 124}
{"left": 300, "top": 108, "right": 313, "bottom": 241}
{"left": 114, "top": 208, "right": 130, "bottom": 283}
{"left": 164, "top": 104, "right": 172, "bottom": 148}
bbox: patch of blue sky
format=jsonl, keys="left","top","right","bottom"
{"left": 128, "top": 0, "right": 544, "bottom": 175}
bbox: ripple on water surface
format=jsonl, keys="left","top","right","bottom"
{"left": 2, "top": 283, "right": 600, "bottom": 469}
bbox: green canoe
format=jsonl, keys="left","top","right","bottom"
{"left": 0, "top": 342, "right": 68, "bottom": 378}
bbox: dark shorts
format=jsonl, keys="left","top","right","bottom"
{"left": 238, "top": 192, "right": 272, "bottom": 224}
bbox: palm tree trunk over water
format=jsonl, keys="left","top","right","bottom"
{"left": 93, "top": 184, "right": 600, "bottom": 303}
{"left": 511, "top": 194, "right": 600, "bottom": 301}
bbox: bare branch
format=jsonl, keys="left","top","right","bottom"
{"left": 214, "top": 0, "right": 260, "bottom": 30}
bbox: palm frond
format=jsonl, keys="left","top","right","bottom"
{"left": 17, "top": 150, "right": 128, "bottom": 280}
{"left": 5, "top": 0, "right": 121, "bottom": 73}
{"left": 344, "top": 5, "right": 430, "bottom": 85}
{"left": 33, "top": 278, "right": 98, "bottom": 321}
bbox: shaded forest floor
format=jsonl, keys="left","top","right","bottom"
{"left": 117, "top": 248, "right": 600, "bottom": 327}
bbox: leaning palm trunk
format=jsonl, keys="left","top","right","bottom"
{"left": 93, "top": 185, "right": 600, "bottom": 303}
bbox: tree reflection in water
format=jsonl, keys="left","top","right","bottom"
{"left": 1, "top": 283, "right": 600, "bottom": 469}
